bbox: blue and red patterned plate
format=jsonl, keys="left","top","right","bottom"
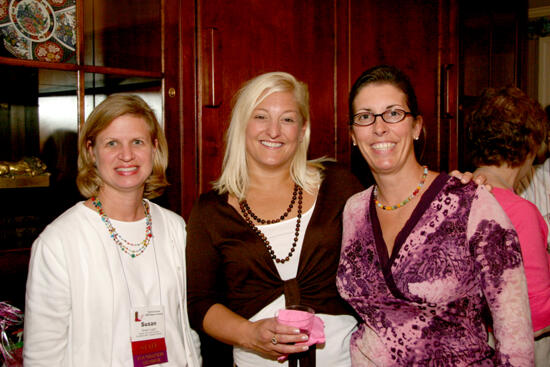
{"left": 0, "top": 0, "right": 76, "bottom": 63}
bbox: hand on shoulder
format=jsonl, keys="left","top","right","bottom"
{"left": 449, "top": 170, "right": 493, "bottom": 192}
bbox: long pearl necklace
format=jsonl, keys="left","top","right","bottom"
{"left": 91, "top": 196, "right": 153, "bottom": 258}
{"left": 239, "top": 184, "right": 303, "bottom": 264}
{"left": 374, "top": 166, "right": 428, "bottom": 210}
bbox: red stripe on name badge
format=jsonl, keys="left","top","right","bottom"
{"left": 131, "top": 338, "right": 168, "bottom": 367}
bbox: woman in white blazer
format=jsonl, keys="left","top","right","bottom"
{"left": 23, "top": 94, "right": 201, "bottom": 366}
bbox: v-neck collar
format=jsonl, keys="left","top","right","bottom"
{"left": 218, "top": 182, "right": 325, "bottom": 281}
{"left": 369, "top": 173, "right": 449, "bottom": 299}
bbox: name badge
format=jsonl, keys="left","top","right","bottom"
{"left": 130, "top": 306, "right": 168, "bottom": 366}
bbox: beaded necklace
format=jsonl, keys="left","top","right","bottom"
{"left": 239, "top": 184, "right": 303, "bottom": 264}
{"left": 374, "top": 166, "right": 428, "bottom": 210}
{"left": 241, "top": 183, "right": 299, "bottom": 224}
{"left": 91, "top": 196, "right": 153, "bottom": 258}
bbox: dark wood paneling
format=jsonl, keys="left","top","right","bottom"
{"left": 175, "top": 0, "right": 526, "bottom": 217}
{"left": 457, "top": 0, "right": 527, "bottom": 170}
{"left": 178, "top": 0, "right": 200, "bottom": 218}
{"left": 335, "top": 0, "right": 353, "bottom": 166}
{"left": 348, "top": 0, "right": 445, "bottom": 182}
{"left": 163, "top": 0, "right": 198, "bottom": 218}
{"left": 84, "top": 0, "right": 161, "bottom": 71}
{"left": 163, "top": 0, "right": 183, "bottom": 214}
{"left": 439, "top": 0, "right": 460, "bottom": 171}
{"left": 197, "top": 0, "right": 340, "bottom": 195}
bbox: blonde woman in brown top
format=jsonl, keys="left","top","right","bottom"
{"left": 186, "top": 72, "right": 364, "bottom": 367}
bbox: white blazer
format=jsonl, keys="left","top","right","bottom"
{"left": 23, "top": 201, "right": 201, "bottom": 366}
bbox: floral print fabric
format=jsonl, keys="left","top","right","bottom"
{"left": 337, "top": 174, "right": 534, "bottom": 366}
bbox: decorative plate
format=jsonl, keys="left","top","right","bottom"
{"left": 0, "top": 0, "right": 75, "bottom": 63}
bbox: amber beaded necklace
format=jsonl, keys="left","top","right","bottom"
{"left": 374, "top": 166, "right": 428, "bottom": 210}
{"left": 91, "top": 196, "right": 153, "bottom": 258}
{"left": 239, "top": 183, "right": 303, "bottom": 264}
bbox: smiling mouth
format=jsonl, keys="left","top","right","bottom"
{"left": 371, "top": 142, "right": 395, "bottom": 151}
{"left": 261, "top": 140, "right": 282, "bottom": 148}
{"left": 116, "top": 167, "right": 138, "bottom": 172}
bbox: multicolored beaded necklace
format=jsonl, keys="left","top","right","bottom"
{"left": 239, "top": 183, "right": 303, "bottom": 264}
{"left": 374, "top": 166, "right": 428, "bottom": 211}
{"left": 91, "top": 196, "right": 153, "bottom": 258}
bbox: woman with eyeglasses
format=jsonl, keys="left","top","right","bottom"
{"left": 336, "top": 65, "right": 534, "bottom": 365}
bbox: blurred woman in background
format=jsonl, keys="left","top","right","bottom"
{"left": 469, "top": 87, "right": 550, "bottom": 365}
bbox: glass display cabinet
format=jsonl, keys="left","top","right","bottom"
{"left": 0, "top": 0, "right": 165, "bottom": 309}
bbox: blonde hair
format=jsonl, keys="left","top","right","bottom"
{"left": 213, "top": 71, "right": 326, "bottom": 200}
{"left": 76, "top": 94, "right": 169, "bottom": 199}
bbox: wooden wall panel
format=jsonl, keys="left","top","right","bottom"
{"left": 458, "top": 0, "right": 528, "bottom": 170}
{"left": 163, "top": 0, "right": 198, "bottom": 217}
{"left": 335, "top": 0, "right": 354, "bottom": 166}
{"left": 197, "top": 0, "right": 340, "bottom": 195}
{"left": 177, "top": 0, "right": 503, "bottom": 216}
{"left": 347, "top": 0, "right": 447, "bottom": 183}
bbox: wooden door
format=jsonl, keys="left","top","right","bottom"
{"left": 457, "top": 0, "right": 528, "bottom": 170}
{"left": 180, "top": 0, "right": 462, "bottom": 216}
{"left": 196, "top": 0, "right": 347, "bottom": 198}
{"left": 347, "top": 0, "right": 459, "bottom": 185}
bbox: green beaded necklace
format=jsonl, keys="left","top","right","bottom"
{"left": 374, "top": 166, "right": 428, "bottom": 211}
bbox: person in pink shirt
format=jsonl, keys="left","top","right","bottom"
{"left": 469, "top": 86, "right": 550, "bottom": 365}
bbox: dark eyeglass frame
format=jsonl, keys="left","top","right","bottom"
{"left": 351, "top": 108, "right": 414, "bottom": 126}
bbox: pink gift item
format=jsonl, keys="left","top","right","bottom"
{"left": 0, "top": 302, "right": 23, "bottom": 367}
{"left": 276, "top": 306, "right": 325, "bottom": 347}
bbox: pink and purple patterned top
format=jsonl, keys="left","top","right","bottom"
{"left": 337, "top": 174, "right": 534, "bottom": 366}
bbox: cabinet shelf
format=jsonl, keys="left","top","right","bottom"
{"left": 0, "top": 56, "right": 163, "bottom": 79}
{"left": 0, "top": 175, "right": 50, "bottom": 189}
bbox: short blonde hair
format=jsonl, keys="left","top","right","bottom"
{"left": 76, "top": 94, "right": 169, "bottom": 199}
{"left": 213, "top": 71, "right": 325, "bottom": 200}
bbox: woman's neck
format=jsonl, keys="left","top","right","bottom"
{"left": 473, "top": 165, "right": 519, "bottom": 191}
{"left": 247, "top": 168, "right": 294, "bottom": 194}
{"left": 94, "top": 189, "right": 145, "bottom": 221}
{"left": 373, "top": 163, "right": 426, "bottom": 204}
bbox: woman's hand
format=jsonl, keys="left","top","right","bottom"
{"left": 202, "top": 304, "right": 308, "bottom": 360}
{"left": 450, "top": 170, "right": 493, "bottom": 191}
{"left": 240, "top": 317, "right": 309, "bottom": 359}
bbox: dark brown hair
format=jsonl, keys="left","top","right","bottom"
{"left": 348, "top": 65, "right": 420, "bottom": 124}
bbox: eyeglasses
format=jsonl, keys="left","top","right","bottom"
{"left": 351, "top": 109, "right": 413, "bottom": 126}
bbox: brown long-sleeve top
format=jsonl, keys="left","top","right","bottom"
{"left": 186, "top": 163, "right": 364, "bottom": 332}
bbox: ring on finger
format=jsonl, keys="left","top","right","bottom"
{"left": 271, "top": 335, "right": 278, "bottom": 345}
